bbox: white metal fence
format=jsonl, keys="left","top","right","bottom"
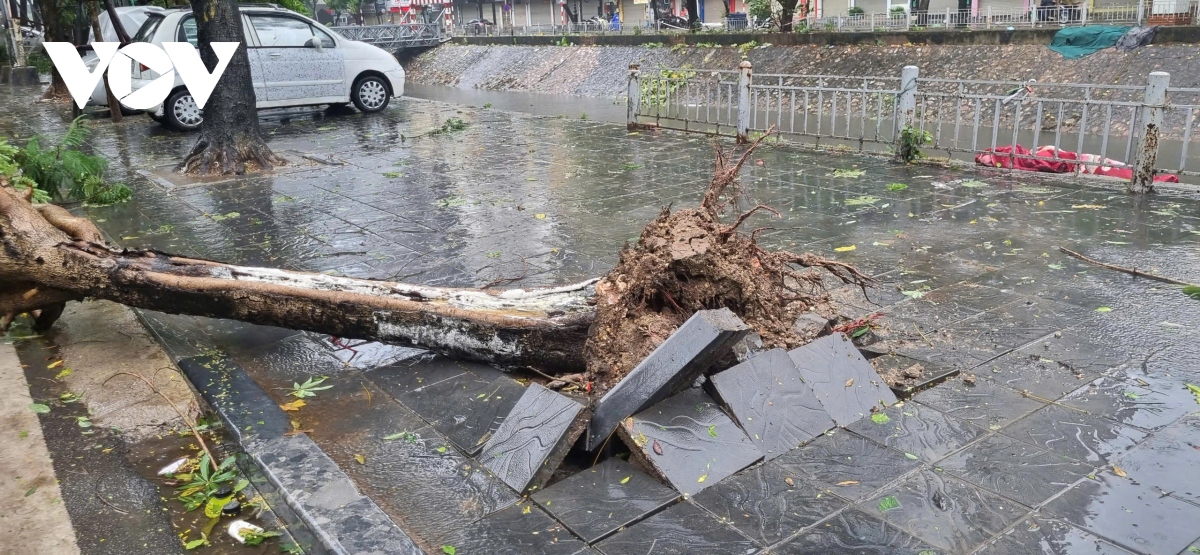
{"left": 629, "top": 62, "right": 1200, "bottom": 190}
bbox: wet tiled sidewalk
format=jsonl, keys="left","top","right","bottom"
{"left": 5, "top": 90, "right": 1200, "bottom": 555}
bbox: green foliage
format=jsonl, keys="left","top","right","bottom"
{"left": 644, "top": 42, "right": 664, "bottom": 48}
{"left": 848, "top": 6, "right": 865, "bottom": 15}
{"left": 174, "top": 453, "right": 245, "bottom": 512}
{"left": 748, "top": 0, "right": 773, "bottom": 26}
{"left": 276, "top": 0, "right": 313, "bottom": 16}
{"left": 896, "top": 125, "right": 933, "bottom": 163}
{"left": 737, "top": 40, "right": 760, "bottom": 56}
{"left": 240, "top": 529, "right": 282, "bottom": 546}
{"left": 289, "top": 376, "right": 333, "bottom": 398}
{"left": 890, "top": 6, "right": 907, "bottom": 13}
{"left": 555, "top": 36, "right": 570, "bottom": 46}
{"left": 325, "top": 0, "right": 362, "bottom": 17}
{"left": 6, "top": 117, "right": 131, "bottom": 205}
{"left": 640, "top": 67, "right": 696, "bottom": 108}
{"left": 27, "top": 48, "right": 53, "bottom": 74}
{"left": 1184, "top": 285, "right": 1200, "bottom": 299}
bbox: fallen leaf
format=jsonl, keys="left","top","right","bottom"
{"left": 836, "top": 480, "right": 860, "bottom": 486}
{"left": 442, "top": 546, "right": 457, "bottom": 555}
{"left": 708, "top": 425, "right": 718, "bottom": 438}
{"left": 870, "top": 413, "right": 890, "bottom": 424}
{"left": 522, "top": 504, "right": 532, "bottom": 514}
{"left": 844, "top": 379, "right": 855, "bottom": 388}
{"left": 535, "top": 213, "right": 547, "bottom": 219}
{"left": 904, "top": 452, "right": 919, "bottom": 460}
{"left": 436, "top": 446, "right": 448, "bottom": 453}
{"left": 279, "top": 400, "right": 306, "bottom": 411}
{"left": 1095, "top": 306, "right": 1113, "bottom": 313}
{"left": 620, "top": 476, "right": 631, "bottom": 484}
{"left": 47, "top": 360, "right": 63, "bottom": 369}
{"left": 785, "top": 477, "right": 795, "bottom": 487}
{"left": 878, "top": 495, "right": 900, "bottom": 512}
{"left": 54, "top": 368, "right": 72, "bottom": 380}
{"left": 697, "top": 474, "right": 708, "bottom": 483}
{"left": 28, "top": 403, "right": 49, "bottom": 414}
{"left": 24, "top": 486, "right": 37, "bottom": 497}
{"left": 652, "top": 440, "right": 663, "bottom": 455}
{"left": 834, "top": 245, "right": 857, "bottom": 252}
{"left": 354, "top": 454, "right": 365, "bottom": 465}
{"left": 1071, "top": 204, "right": 1105, "bottom": 209}
{"left": 1113, "top": 465, "right": 1127, "bottom": 478}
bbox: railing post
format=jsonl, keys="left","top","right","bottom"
{"left": 1130, "top": 71, "right": 1169, "bottom": 194}
{"left": 945, "top": 7, "right": 951, "bottom": 25}
{"left": 895, "top": 65, "right": 919, "bottom": 160}
{"left": 736, "top": 60, "right": 753, "bottom": 144}
{"left": 1136, "top": 0, "right": 1145, "bottom": 24}
{"left": 1080, "top": 0, "right": 1088, "bottom": 24}
{"left": 986, "top": 6, "right": 992, "bottom": 27}
{"left": 627, "top": 63, "right": 641, "bottom": 132}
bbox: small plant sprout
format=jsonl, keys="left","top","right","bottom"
{"left": 289, "top": 376, "right": 333, "bottom": 398}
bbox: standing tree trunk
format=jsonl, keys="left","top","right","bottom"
{"left": 685, "top": 0, "right": 699, "bottom": 27}
{"left": 178, "top": 0, "right": 285, "bottom": 175}
{"left": 778, "top": 0, "right": 798, "bottom": 31}
{"left": 85, "top": 0, "right": 122, "bottom": 123}
{"left": 36, "top": 0, "right": 69, "bottom": 98}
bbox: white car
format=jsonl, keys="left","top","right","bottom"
{"left": 88, "top": 5, "right": 405, "bottom": 131}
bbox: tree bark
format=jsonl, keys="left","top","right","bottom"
{"left": 36, "top": 0, "right": 69, "bottom": 98}
{"left": 86, "top": 0, "right": 122, "bottom": 123}
{"left": 178, "top": 0, "right": 285, "bottom": 175}
{"left": 779, "top": 0, "right": 797, "bottom": 31}
{"left": 0, "top": 185, "right": 595, "bottom": 372}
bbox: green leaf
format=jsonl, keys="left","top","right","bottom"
{"left": 442, "top": 546, "right": 457, "bottom": 555}
{"left": 901, "top": 290, "right": 925, "bottom": 299}
{"left": 878, "top": 495, "right": 900, "bottom": 512}
{"left": 905, "top": 452, "right": 919, "bottom": 460}
{"left": 29, "top": 403, "right": 50, "bottom": 414}
{"left": 1124, "top": 391, "right": 1140, "bottom": 400}
{"left": 383, "top": 432, "right": 407, "bottom": 440}
{"left": 1186, "top": 546, "right": 1200, "bottom": 554}
{"left": 204, "top": 495, "right": 231, "bottom": 519}
{"left": 1183, "top": 285, "right": 1200, "bottom": 299}
{"left": 620, "top": 476, "right": 631, "bottom": 484}
{"left": 184, "top": 537, "right": 206, "bottom": 550}
{"left": 1095, "top": 306, "right": 1113, "bottom": 313}
{"left": 870, "top": 413, "right": 891, "bottom": 424}
{"left": 76, "top": 416, "right": 92, "bottom": 428}
{"left": 436, "top": 446, "right": 448, "bottom": 453}
{"left": 233, "top": 479, "right": 249, "bottom": 493}
{"left": 708, "top": 425, "right": 718, "bottom": 438}
{"left": 886, "top": 183, "right": 908, "bottom": 191}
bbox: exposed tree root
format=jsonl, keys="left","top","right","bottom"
{"left": 178, "top": 134, "right": 287, "bottom": 175}
{"left": 584, "top": 134, "right": 875, "bottom": 392}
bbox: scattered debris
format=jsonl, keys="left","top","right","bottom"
{"left": 157, "top": 458, "right": 188, "bottom": 476}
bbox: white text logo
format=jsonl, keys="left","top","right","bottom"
{"left": 43, "top": 42, "right": 240, "bottom": 111}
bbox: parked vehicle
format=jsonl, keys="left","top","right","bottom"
{"left": 465, "top": 18, "right": 493, "bottom": 34}
{"left": 84, "top": 4, "right": 405, "bottom": 131}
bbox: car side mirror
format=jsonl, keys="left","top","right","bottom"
{"left": 306, "top": 37, "right": 324, "bottom": 52}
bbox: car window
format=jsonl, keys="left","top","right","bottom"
{"left": 132, "top": 13, "right": 163, "bottom": 42}
{"left": 176, "top": 16, "right": 198, "bottom": 45}
{"left": 248, "top": 15, "right": 332, "bottom": 48}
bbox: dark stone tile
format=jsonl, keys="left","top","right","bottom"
{"left": 532, "top": 458, "right": 679, "bottom": 544}
{"left": 1000, "top": 404, "right": 1148, "bottom": 465}
{"left": 137, "top": 310, "right": 300, "bottom": 361}
{"left": 845, "top": 402, "right": 986, "bottom": 464}
{"left": 620, "top": 387, "right": 763, "bottom": 496}
{"left": 593, "top": 501, "right": 758, "bottom": 555}
{"left": 925, "top": 282, "right": 1013, "bottom": 313}
{"left": 787, "top": 334, "right": 898, "bottom": 427}
{"left": 587, "top": 309, "right": 750, "bottom": 450}
{"left": 860, "top": 469, "right": 1028, "bottom": 553}
{"left": 177, "top": 355, "right": 291, "bottom": 444}
{"left": 229, "top": 333, "right": 348, "bottom": 393}
{"left": 1111, "top": 415, "right": 1200, "bottom": 503}
{"left": 692, "top": 461, "right": 847, "bottom": 546}
{"left": 938, "top": 434, "right": 1094, "bottom": 507}
{"left": 367, "top": 354, "right": 481, "bottom": 398}
{"left": 1044, "top": 473, "right": 1200, "bottom": 555}
{"left": 956, "top": 303, "right": 1059, "bottom": 351}
{"left": 976, "top": 517, "right": 1135, "bottom": 555}
{"left": 250, "top": 434, "right": 423, "bottom": 555}
{"left": 869, "top": 353, "right": 960, "bottom": 396}
{"left": 768, "top": 509, "right": 940, "bottom": 555}
{"left": 1058, "top": 371, "right": 1198, "bottom": 432}
{"left": 480, "top": 383, "right": 587, "bottom": 493}
{"left": 772, "top": 431, "right": 920, "bottom": 502}
{"left": 914, "top": 379, "right": 1046, "bottom": 431}
{"left": 399, "top": 371, "right": 526, "bottom": 455}
{"left": 311, "top": 334, "right": 425, "bottom": 370}
{"left": 436, "top": 501, "right": 589, "bottom": 555}
{"left": 709, "top": 349, "right": 836, "bottom": 460}
{"left": 1014, "top": 329, "right": 1133, "bottom": 377}
{"left": 974, "top": 350, "right": 1100, "bottom": 402}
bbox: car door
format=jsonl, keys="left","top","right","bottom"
{"left": 176, "top": 14, "right": 267, "bottom": 103}
{"left": 247, "top": 13, "right": 345, "bottom": 104}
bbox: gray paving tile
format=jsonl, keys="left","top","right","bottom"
{"left": 787, "top": 333, "right": 897, "bottom": 427}
{"left": 767, "top": 509, "right": 940, "bottom": 555}
{"left": 845, "top": 402, "right": 986, "bottom": 464}
{"left": 587, "top": 309, "right": 750, "bottom": 450}
{"left": 860, "top": 469, "right": 1028, "bottom": 553}
{"left": 976, "top": 517, "right": 1135, "bottom": 555}
{"left": 868, "top": 353, "right": 960, "bottom": 395}
{"left": 435, "top": 501, "right": 589, "bottom": 555}
{"left": 1000, "top": 404, "right": 1148, "bottom": 465}
{"left": 1058, "top": 372, "right": 1199, "bottom": 432}
{"left": 312, "top": 334, "right": 425, "bottom": 370}
{"left": 692, "top": 461, "right": 847, "bottom": 546}
{"left": 399, "top": 371, "right": 526, "bottom": 455}
{"left": 772, "top": 431, "right": 920, "bottom": 502}
{"left": 368, "top": 354, "right": 480, "bottom": 398}
{"left": 1111, "top": 414, "right": 1200, "bottom": 503}
{"left": 532, "top": 458, "right": 679, "bottom": 544}
{"left": 975, "top": 349, "right": 1101, "bottom": 401}
{"left": 480, "top": 383, "right": 587, "bottom": 493}
{"left": 621, "top": 387, "right": 763, "bottom": 496}
{"left": 709, "top": 349, "right": 836, "bottom": 460}
{"left": 1014, "top": 329, "right": 1133, "bottom": 377}
{"left": 593, "top": 501, "right": 758, "bottom": 555}
{"left": 938, "top": 434, "right": 1094, "bottom": 507}
{"left": 914, "top": 379, "right": 1046, "bottom": 431}
{"left": 1044, "top": 473, "right": 1200, "bottom": 555}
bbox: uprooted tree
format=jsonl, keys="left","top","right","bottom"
{"left": 0, "top": 139, "right": 872, "bottom": 390}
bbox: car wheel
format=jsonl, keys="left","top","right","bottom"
{"left": 164, "top": 89, "right": 203, "bottom": 132}
{"left": 351, "top": 76, "right": 390, "bottom": 113}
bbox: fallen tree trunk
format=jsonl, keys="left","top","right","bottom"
{"left": 0, "top": 185, "right": 595, "bottom": 372}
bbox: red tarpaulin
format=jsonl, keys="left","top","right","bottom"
{"left": 975, "top": 144, "right": 1179, "bottom": 183}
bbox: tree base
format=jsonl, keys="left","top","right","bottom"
{"left": 178, "top": 134, "right": 287, "bottom": 175}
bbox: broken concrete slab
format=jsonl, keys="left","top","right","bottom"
{"left": 587, "top": 309, "right": 750, "bottom": 450}
{"left": 788, "top": 333, "right": 897, "bottom": 426}
{"left": 532, "top": 457, "right": 679, "bottom": 544}
{"left": 619, "top": 387, "right": 762, "bottom": 496}
{"left": 709, "top": 349, "right": 835, "bottom": 460}
{"left": 399, "top": 372, "right": 526, "bottom": 455}
{"left": 480, "top": 383, "right": 588, "bottom": 493}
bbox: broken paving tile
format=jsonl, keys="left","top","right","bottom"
{"left": 312, "top": 334, "right": 425, "bottom": 370}
{"left": 594, "top": 501, "right": 757, "bottom": 555}
{"left": 709, "top": 349, "right": 836, "bottom": 460}
{"left": 480, "top": 383, "right": 587, "bottom": 493}
{"left": 975, "top": 516, "right": 1135, "bottom": 555}
{"left": 772, "top": 430, "right": 919, "bottom": 502}
{"left": 787, "top": 333, "right": 897, "bottom": 426}
{"left": 1111, "top": 414, "right": 1200, "bottom": 503}
{"left": 1057, "top": 372, "right": 1199, "bottom": 432}
{"left": 770, "top": 508, "right": 940, "bottom": 555}
{"left": 914, "top": 379, "right": 1046, "bottom": 431}
{"left": 587, "top": 308, "right": 750, "bottom": 450}
{"left": 861, "top": 469, "right": 1028, "bottom": 553}
{"left": 366, "top": 354, "right": 477, "bottom": 398}
{"left": 845, "top": 402, "right": 986, "bottom": 464}
{"left": 938, "top": 434, "right": 1093, "bottom": 507}
{"left": 1000, "top": 404, "right": 1147, "bottom": 465}
{"left": 399, "top": 372, "right": 525, "bottom": 455}
{"left": 1043, "top": 473, "right": 1200, "bottom": 555}
{"left": 869, "top": 353, "right": 959, "bottom": 396}
{"left": 531, "top": 458, "right": 678, "bottom": 544}
{"left": 435, "top": 501, "right": 588, "bottom": 555}
{"left": 691, "top": 461, "right": 846, "bottom": 546}
{"left": 619, "top": 387, "right": 762, "bottom": 496}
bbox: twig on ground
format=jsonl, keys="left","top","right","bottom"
{"left": 1059, "top": 247, "right": 1194, "bottom": 286}
{"left": 102, "top": 371, "right": 217, "bottom": 472}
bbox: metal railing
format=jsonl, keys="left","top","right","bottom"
{"left": 805, "top": 0, "right": 1196, "bottom": 31}
{"left": 329, "top": 22, "right": 447, "bottom": 48}
{"left": 628, "top": 62, "right": 1200, "bottom": 190}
